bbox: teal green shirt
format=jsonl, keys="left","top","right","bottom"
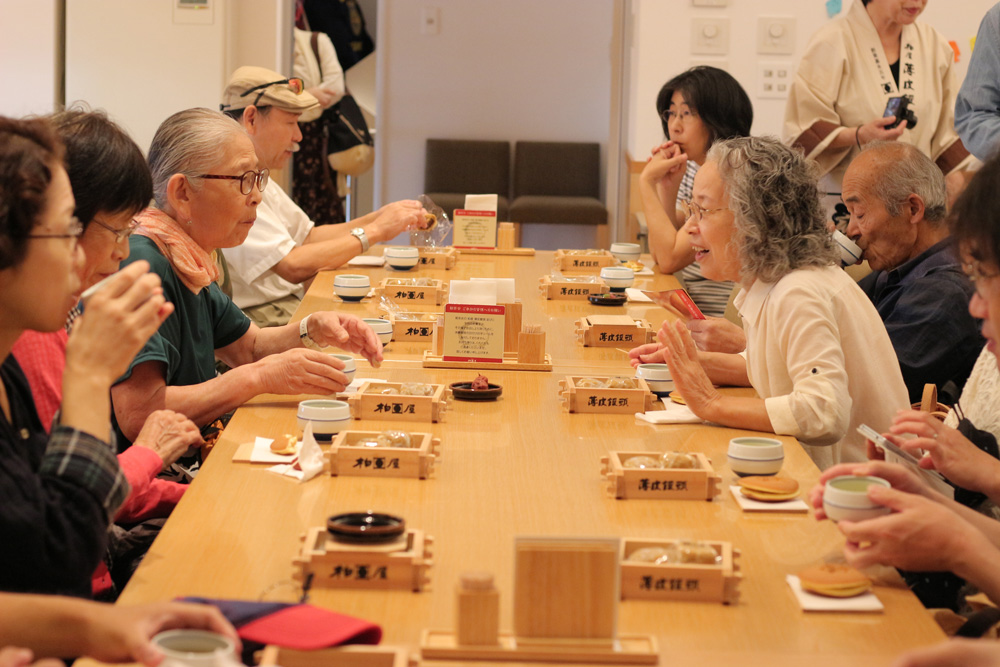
{"left": 113, "top": 236, "right": 251, "bottom": 448}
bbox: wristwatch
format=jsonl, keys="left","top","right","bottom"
{"left": 299, "top": 314, "right": 323, "bottom": 351}
{"left": 350, "top": 227, "right": 370, "bottom": 253}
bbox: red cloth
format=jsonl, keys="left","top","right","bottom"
{"left": 236, "top": 605, "right": 382, "bottom": 650}
{"left": 11, "top": 330, "right": 65, "bottom": 431}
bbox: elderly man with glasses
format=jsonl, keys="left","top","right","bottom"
{"left": 218, "top": 66, "right": 428, "bottom": 327}
{"left": 842, "top": 141, "right": 984, "bottom": 405}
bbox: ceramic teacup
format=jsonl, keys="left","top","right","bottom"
{"left": 333, "top": 274, "right": 371, "bottom": 302}
{"left": 727, "top": 436, "right": 784, "bottom": 476}
{"left": 297, "top": 399, "right": 351, "bottom": 439}
{"left": 599, "top": 266, "right": 635, "bottom": 292}
{"left": 151, "top": 630, "right": 238, "bottom": 667}
{"left": 822, "top": 475, "right": 892, "bottom": 522}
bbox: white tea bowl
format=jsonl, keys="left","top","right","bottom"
{"left": 822, "top": 475, "right": 892, "bottom": 522}
{"left": 599, "top": 266, "right": 635, "bottom": 292}
{"left": 727, "top": 437, "right": 784, "bottom": 476}
{"left": 610, "top": 242, "right": 641, "bottom": 263}
{"left": 333, "top": 274, "right": 371, "bottom": 301}
{"left": 297, "top": 399, "right": 352, "bottom": 439}
{"left": 385, "top": 246, "right": 420, "bottom": 270}
{"left": 363, "top": 317, "right": 393, "bottom": 345}
{"left": 635, "top": 363, "right": 673, "bottom": 396}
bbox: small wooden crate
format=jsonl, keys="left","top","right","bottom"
{"left": 293, "top": 527, "right": 432, "bottom": 592}
{"left": 600, "top": 451, "right": 722, "bottom": 500}
{"left": 538, "top": 274, "right": 607, "bottom": 300}
{"left": 576, "top": 315, "right": 654, "bottom": 347}
{"left": 388, "top": 312, "right": 440, "bottom": 342}
{"left": 327, "top": 430, "right": 440, "bottom": 479}
{"left": 418, "top": 246, "right": 459, "bottom": 269}
{"left": 559, "top": 376, "right": 658, "bottom": 414}
{"left": 620, "top": 538, "right": 741, "bottom": 604}
{"left": 260, "top": 645, "right": 410, "bottom": 667}
{"left": 554, "top": 249, "right": 618, "bottom": 272}
{"left": 375, "top": 278, "right": 448, "bottom": 305}
{"left": 348, "top": 381, "right": 448, "bottom": 422}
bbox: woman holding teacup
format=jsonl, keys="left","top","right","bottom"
{"left": 111, "top": 108, "right": 382, "bottom": 448}
{"left": 0, "top": 115, "right": 172, "bottom": 596}
{"left": 629, "top": 135, "right": 908, "bottom": 469}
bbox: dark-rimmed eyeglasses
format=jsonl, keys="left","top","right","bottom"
{"left": 679, "top": 199, "right": 729, "bottom": 222}
{"left": 28, "top": 217, "right": 84, "bottom": 250}
{"left": 963, "top": 258, "right": 1000, "bottom": 296}
{"left": 197, "top": 169, "right": 270, "bottom": 195}
{"left": 661, "top": 109, "right": 698, "bottom": 125}
{"left": 238, "top": 77, "right": 304, "bottom": 108}
{"left": 90, "top": 216, "right": 140, "bottom": 244}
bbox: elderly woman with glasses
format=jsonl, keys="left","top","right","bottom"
{"left": 0, "top": 115, "right": 171, "bottom": 597}
{"left": 111, "top": 108, "right": 381, "bottom": 450}
{"left": 631, "top": 136, "right": 909, "bottom": 468}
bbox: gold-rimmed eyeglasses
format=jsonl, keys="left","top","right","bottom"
{"left": 679, "top": 199, "right": 729, "bottom": 222}
{"left": 28, "top": 217, "right": 84, "bottom": 250}
{"left": 197, "top": 168, "right": 270, "bottom": 195}
{"left": 90, "top": 217, "right": 140, "bottom": 244}
{"left": 661, "top": 109, "right": 698, "bottom": 125}
{"left": 962, "top": 258, "right": 1000, "bottom": 296}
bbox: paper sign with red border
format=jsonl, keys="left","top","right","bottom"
{"left": 442, "top": 304, "right": 506, "bottom": 362}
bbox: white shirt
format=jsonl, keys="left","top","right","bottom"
{"left": 222, "top": 184, "right": 314, "bottom": 309}
{"left": 293, "top": 28, "right": 345, "bottom": 123}
{"left": 735, "top": 265, "right": 909, "bottom": 468}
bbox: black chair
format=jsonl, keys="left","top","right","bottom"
{"left": 424, "top": 139, "right": 510, "bottom": 220}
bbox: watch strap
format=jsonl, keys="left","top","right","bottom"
{"left": 299, "top": 315, "right": 323, "bottom": 351}
{"left": 351, "top": 227, "right": 370, "bottom": 253}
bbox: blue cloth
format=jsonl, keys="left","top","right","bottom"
{"left": 859, "top": 238, "right": 984, "bottom": 404}
{"left": 956, "top": 2, "right": 1000, "bottom": 161}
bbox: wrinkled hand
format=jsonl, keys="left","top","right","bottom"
{"left": 685, "top": 317, "right": 746, "bottom": 353}
{"left": 837, "top": 486, "right": 987, "bottom": 573}
{"left": 307, "top": 312, "right": 383, "bottom": 366}
{"left": 893, "top": 639, "right": 1000, "bottom": 667}
{"left": 255, "top": 348, "right": 349, "bottom": 395}
{"left": 81, "top": 601, "right": 239, "bottom": 666}
{"left": 134, "top": 410, "right": 203, "bottom": 469}
{"left": 66, "top": 261, "right": 173, "bottom": 385}
{"left": 657, "top": 320, "right": 721, "bottom": 417}
{"left": 628, "top": 341, "right": 666, "bottom": 368}
{"left": 808, "top": 461, "right": 933, "bottom": 519}
{"left": 0, "top": 648, "right": 61, "bottom": 667}
{"left": 887, "top": 410, "right": 1000, "bottom": 495}
{"left": 369, "top": 200, "right": 427, "bottom": 240}
{"left": 858, "top": 115, "right": 906, "bottom": 145}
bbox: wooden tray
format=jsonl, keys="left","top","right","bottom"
{"left": 423, "top": 350, "right": 553, "bottom": 372}
{"left": 418, "top": 246, "right": 459, "bottom": 269}
{"left": 620, "top": 538, "right": 741, "bottom": 604}
{"left": 327, "top": 430, "right": 440, "bottom": 479}
{"left": 539, "top": 274, "right": 607, "bottom": 300}
{"left": 293, "top": 527, "right": 432, "bottom": 592}
{"left": 260, "top": 645, "right": 410, "bottom": 667}
{"left": 559, "top": 376, "right": 658, "bottom": 413}
{"left": 457, "top": 247, "right": 536, "bottom": 256}
{"left": 576, "top": 315, "right": 654, "bottom": 347}
{"left": 554, "top": 249, "right": 618, "bottom": 272}
{"left": 387, "top": 311, "right": 440, "bottom": 342}
{"left": 600, "top": 451, "right": 721, "bottom": 500}
{"left": 374, "top": 278, "right": 447, "bottom": 305}
{"left": 348, "top": 381, "right": 448, "bottom": 422}
{"left": 420, "top": 630, "right": 658, "bottom": 664}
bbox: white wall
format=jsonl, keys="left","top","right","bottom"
{"left": 0, "top": 0, "right": 60, "bottom": 117}
{"left": 375, "top": 0, "right": 615, "bottom": 213}
{"left": 63, "top": 0, "right": 291, "bottom": 154}
{"left": 628, "top": 0, "right": 996, "bottom": 158}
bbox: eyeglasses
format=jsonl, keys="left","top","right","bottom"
{"left": 661, "top": 109, "right": 698, "bottom": 125}
{"left": 962, "top": 258, "right": 1000, "bottom": 296}
{"left": 197, "top": 168, "right": 270, "bottom": 195}
{"left": 28, "top": 217, "right": 84, "bottom": 250}
{"left": 238, "top": 77, "right": 304, "bottom": 108}
{"left": 679, "top": 199, "right": 729, "bottom": 222}
{"left": 90, "top": 216, "right": 140, "bottom": 244}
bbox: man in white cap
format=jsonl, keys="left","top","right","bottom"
{"left": 220, "top": 65, "right": 427, "bottom": 326}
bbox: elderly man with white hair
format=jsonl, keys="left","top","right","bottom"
{"left": 842, "top": 141, "right": 984, "bottom": 405}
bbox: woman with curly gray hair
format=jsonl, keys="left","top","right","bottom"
{"left": 631, "top": 136, "right": 909, "bottom": 467}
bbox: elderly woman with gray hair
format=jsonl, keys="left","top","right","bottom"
{"left": 111, "top": 108, "right": 382, "bottom": 449}
{"left": 630, "top": 135, "right": 909, "bottom": 468}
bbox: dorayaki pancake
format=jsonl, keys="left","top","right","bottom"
{"left": 797, "top": 563, "right": 871, "bottom": 598}
{"left": 739, "top": 476, "right": 800, "bottom": 502}
{"left": 423, "top": 212, "right": 438, "bottom": 230}
{"left": 668, "top": 392, "right": 686, "bottom": 405}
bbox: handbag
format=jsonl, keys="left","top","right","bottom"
{"left": 310, "top": 33, "right": 374, "bottom": 178}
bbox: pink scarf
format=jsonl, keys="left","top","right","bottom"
{"left": 133, "top": 208, "right": 220, "bottom": 294}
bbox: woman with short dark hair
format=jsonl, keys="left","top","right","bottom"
{"left": 0, "top": 114, "right": 170, "bottom": 597}
{"left": 642, "top": 66, "right": 752, "bottom": 321}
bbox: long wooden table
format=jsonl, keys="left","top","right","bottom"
{"left": 111, "top": 250, "right": 945, "bottom": 666}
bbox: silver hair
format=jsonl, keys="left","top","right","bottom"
{"left": 147, "top": 108, "right": 247, "bottom": 208}
{"left": 707, "top": 136, "right": 837, "bottom": 284}
{"left": 859, "top": 141, "right": 947, "bottom": 224}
